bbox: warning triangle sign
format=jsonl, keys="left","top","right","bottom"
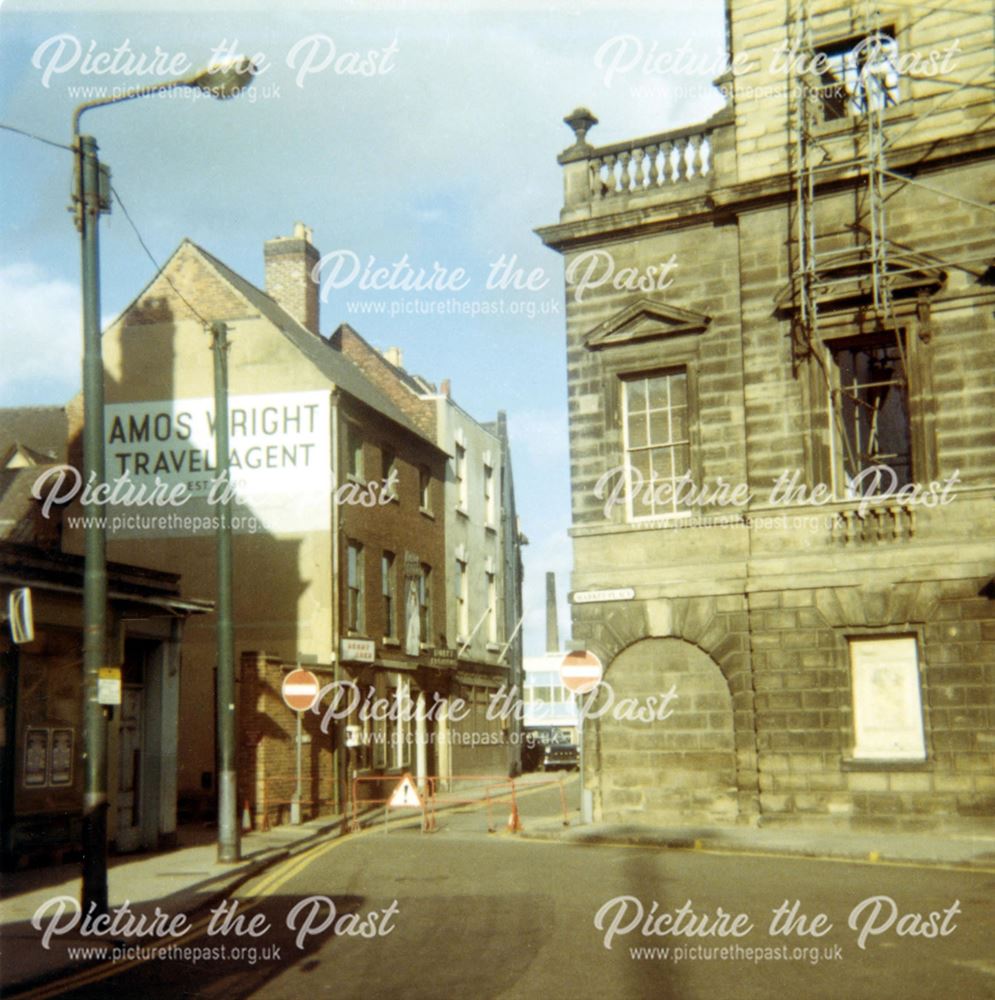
{"left": 388, "top": 773, "right": 423, "bottom": 808}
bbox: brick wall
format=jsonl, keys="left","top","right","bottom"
{"left": 239, "top": 651, "right": 337, "bottom": 828}
{"left": 332, "top": 325, "right": 437, "bottom": 440}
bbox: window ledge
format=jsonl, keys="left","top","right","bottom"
{"left": 485, "top": 642, "right": 501, "bottom": 653}
{"left": 455, "top": 505, "right": 470, "bottom": 519}
{"left": 840, "top": 758, "right": 931, "bottom": 772}
{"left": 382, "top": 637, "right": 400, "bottom": 648}
{"left": 420, "top": 507, "right": 435, "bottom": 520}
{"left": 485, "top": 523, "right": 497, "bottom": 534}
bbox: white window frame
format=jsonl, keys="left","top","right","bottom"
{"left": 382, "top": 551, "right": 396, "bottom": 639}
{"left": 394, "top": 674, "right": 412, "bottom": 769}
{"left": 486, "top": 571, "right": 498, "bottom": 643}
{"left": 484, "top": 463, "right": 496, "bottom": 527}
{"left": 455, "top": 557, "right": 469, "bottom": 638}
{"left": 346, "top": 540, "right": 364, "bottom": 633}
{"left": 455, "top": 442, "right": 468, "bottom": 512}
{"left": 622, "top": 370, "right": 692, "bottom": 523}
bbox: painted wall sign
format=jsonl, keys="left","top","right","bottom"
{"left": 103, "top": 390, "right": 331, "bottom": 537}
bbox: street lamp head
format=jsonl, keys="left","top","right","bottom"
{"left": 190, "top": 58, "right": 256, "bottom": 99}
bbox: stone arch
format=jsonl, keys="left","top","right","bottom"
{"left": 589, "top": 637, "right": 739, "bottom": 824}
{"left": 572, "top": 594, "right": 759, "bottom": 823}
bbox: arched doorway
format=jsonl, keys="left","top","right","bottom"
{"left": 590, "top": 637, "right": 738, "bottom": 824}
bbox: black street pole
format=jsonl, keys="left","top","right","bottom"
{"left": 70, "top": 57, "right": 255, "bottom": 906}
{"left": 77, "top": 132, "right": 109, "bottom": 915}
{"left": 212, "top": 321, "right": 240, "bottom": 862}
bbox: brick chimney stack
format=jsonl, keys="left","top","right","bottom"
{"left": 264, "top": 222, "right": 320, "bottom": 335}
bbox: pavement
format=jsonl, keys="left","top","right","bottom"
{"left": 519, "top": 811, "right": 995, "bottom": 869}
{"left": 3, "top": 778, "right": 994, "bottom": 995}
{"left": 0, "top": 813, "right": 350, "bottom": 996}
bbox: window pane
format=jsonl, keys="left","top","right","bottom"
{"left": 832, "top": 336, "right": 910, "bottom": 490}
{"left": 630, "top": 450, "right": 652, "bottom": 485}
{"left": 626, "top": 379, "right": 647, "bottom": 412}
{"left": 648, "top": 408, "right": 670, "bottom": 446}
{"left": 669, "top": 374, "right": 687, "bottom": 408}
{"left": 628, "top": 412, "right": 648, "bottom": 448}
{"left": 670, "top": 405, "right": 688, "bottom": 442}
{"left": 671, "top": 444, "right": 691, "bottom": 477}
{"left": 646, "top": 376, "right": 669, "bottom": 410}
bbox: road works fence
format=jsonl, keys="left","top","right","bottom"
{"left": 349, "top": 773, "right": 572, "bottom": 834}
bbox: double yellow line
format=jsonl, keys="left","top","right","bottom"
{"left": 14, "top": 830, "right": 370, "bottom": 1000}
{"left": 16, "top": 779, "right": 575, "bottom": 998}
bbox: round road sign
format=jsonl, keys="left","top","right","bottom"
{"left": 282, "top": 668, "right": 321, "bottom": 712}
{"left": 560, "top": 650, "right": 603, "bottom": 694}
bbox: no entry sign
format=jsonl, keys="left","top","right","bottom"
{"left": 560, "top": 650, "right": 603, "bottom": 694}
{"left": 282, "top": 668, "right": 321, "bottom": 712}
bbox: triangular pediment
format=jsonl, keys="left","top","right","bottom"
{"left": 583, "top": 298, "right": 710, "bottom": 350}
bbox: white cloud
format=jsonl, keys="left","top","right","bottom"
{"left": 0, "top": 262, "right": 80, "bottom": 402}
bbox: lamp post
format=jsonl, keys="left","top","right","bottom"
{"left": 73, "top": 58, "right": 254, "bottom": 914}
{"left": 211, "top": 320, "right": 239, "bottom": 861}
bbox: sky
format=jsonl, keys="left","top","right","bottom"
{"left": 0, "top": 0, "right": 727, "bottom": 653}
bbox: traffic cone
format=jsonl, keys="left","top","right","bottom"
{"left": 242, "top": 799, "right": 252, "bottom": 833}
{"left": 507, "top": 799, "right": 522, "bottom": 833}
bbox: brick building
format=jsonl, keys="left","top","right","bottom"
{"left": 58, "top": 224, "right": 522, "bottom": 826}
{"left": 537, "top": 1, "right": 995, "bottom": 829}
{"left": 331, "top": 325, "right": 527, "bottom": 778}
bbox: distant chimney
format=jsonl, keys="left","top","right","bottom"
{"left": 545, "top": 571, "right": 559, "bottom": 653}
{"left": 264, "top": 222, "right": 320, "bottom": 334}
{"left": 440, "top": 379, "right": 451, "bottom": 398}
{"left": 383, "top": 346, "right": 404, "bottom": 369}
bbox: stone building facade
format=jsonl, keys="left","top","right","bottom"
{"left": 538, "top": 0, "right": 995, "bottom": 829}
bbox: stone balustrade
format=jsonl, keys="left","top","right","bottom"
{"left": 831, "top": 504, "right": 916, "bottom": 545}
{"left": 558, "top": 107, "right": 721, "bottom": 210}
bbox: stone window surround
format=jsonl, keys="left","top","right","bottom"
{"left": 597, "top": 339, "right": 704, "bottom": 527}
{"left": 806, "top": 10, "right": 915, "bottom": 138}
{"left": 800, "top": 300, "right": 940, "bottom": 496}
{"left": 834, "top": 623, "right": 935, "bottom": 773}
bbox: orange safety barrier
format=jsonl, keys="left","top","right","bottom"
{"left": 351, "top": 773, "right": 433, "bottom": 834}
{"left": 346, "top": 773, "right": 572, "bottom": 835}
{"left": 252, "top": 776, "right": 340, "bottom": 831}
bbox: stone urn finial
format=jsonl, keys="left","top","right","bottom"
{"left": 564, "top": 107, "right": 598, "bottom": 148}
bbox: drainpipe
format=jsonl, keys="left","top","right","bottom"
{"left": 330, "top": 391, "right": 341, "bottom": 815}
